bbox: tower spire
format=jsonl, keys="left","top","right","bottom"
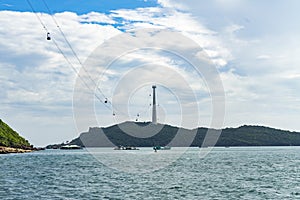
{"left": 152, "top": 85, "right": 157, "bottom": 124}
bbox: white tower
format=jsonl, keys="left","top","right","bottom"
{"left": 152, "top": 85, "right": 157, "bottom": 124}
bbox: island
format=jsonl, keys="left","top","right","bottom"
{"left": 47, "top": 121, "right": 300, "bottom": 148}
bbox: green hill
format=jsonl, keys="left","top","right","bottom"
{"left": 50, "top": 121, "right": 300, "bottom": 148}
{"left": 0, "top": 119, "right": 31, "bottom": 148}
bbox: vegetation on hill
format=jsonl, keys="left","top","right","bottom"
{"left": 52, "top": 122, "right": 300, "bottom": 148}
{"left": 0, "top": 119, "right": 31, "bottom": 148}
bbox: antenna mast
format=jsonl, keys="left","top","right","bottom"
{"left": 152, "top": 85, "right": 157, "bottom": 124}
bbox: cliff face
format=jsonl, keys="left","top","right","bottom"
{"left": 0, "top": 119, "right": 31, "bottom": 149}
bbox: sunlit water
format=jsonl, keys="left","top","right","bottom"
{"left": 1, "top": 147, "right": 300, "bottom": 199}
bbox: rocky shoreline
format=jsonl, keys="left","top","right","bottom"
{"left": 0, "top": 146, "right": 35, "bottom": 154}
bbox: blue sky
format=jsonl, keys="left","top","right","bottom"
{"left": 1, "top": 0, "right": 300, "bottom": 146}
{"left": 0, "top": 0, "right": 158, "bottom": 14}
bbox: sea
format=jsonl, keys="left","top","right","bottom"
{"left": 1, "top": 147, "right": 300, "bottom": 200}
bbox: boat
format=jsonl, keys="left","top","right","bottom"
{"left": 60, "top": 145, "right": 82, "bottom": 150}
{"left": 114, "top": 146, "right": 139, "bottom": 150}
{"left": 153, "top": 146, "right": 171, "bottom": 150}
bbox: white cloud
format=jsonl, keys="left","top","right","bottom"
{"left": 214, "top": 0, "right": 243, "bottom": 10}
{"left": 110, "top": 6, "right": 231, "bottom": 67}
{"left": 79, "top": 12, "right": 116, "bottom": 24}
{"left": 225, "top": 24, "right": 244, "bottom": 34}
{"left": 256, "top": 55, "right": 271, "bottom": 60}
{"left": 157, "top": 0, "right": 187, "bottom": 10}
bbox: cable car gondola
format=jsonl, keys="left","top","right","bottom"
{"left": 46, "top": 32, "right": 51, "bottom": 40}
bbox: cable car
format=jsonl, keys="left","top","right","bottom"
{"left": 47, "top": 32, "right": 51, "bottom": 40}
{"left": 104, "top": 98, "right": 108, "bottom": 103}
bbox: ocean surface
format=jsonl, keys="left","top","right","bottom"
{"left": 1, "top": 147, "right": 300, "bottom": 199}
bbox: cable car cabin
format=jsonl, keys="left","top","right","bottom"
{"left": 104, "top": 98, "right": 108, "bottom": 103}
{"left": 47, "top": 32, "right": 51, "bottom": 40}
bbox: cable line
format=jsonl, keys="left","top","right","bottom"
{"left": 41, "top": 0, "right": 127, "bottom": 117}
{"left": 26, "top": 0, "right": 112, "bottom": 111}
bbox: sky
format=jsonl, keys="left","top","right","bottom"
{"left": 1, "top": 0, "right": 300, "bottom": 146}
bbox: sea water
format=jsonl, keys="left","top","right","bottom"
{"left": 1, "top": 147, "right": 300, "bottom": 199}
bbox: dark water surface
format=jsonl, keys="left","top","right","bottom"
{"left": 1, "top": 147, "right": 300, "bottom": 199}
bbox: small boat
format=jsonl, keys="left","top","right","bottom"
{"left": 153, "top": 146, "right": 171, "bottom": 150}
{"left": 60, "top": 145, "right": 82, "bottom": 150}
{"left": 114, "top": 146, "right": 139, "bottom": 150}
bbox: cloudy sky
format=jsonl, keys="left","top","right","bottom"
{"left": 1, "top": 0, "right": 300, "bottom": 146}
